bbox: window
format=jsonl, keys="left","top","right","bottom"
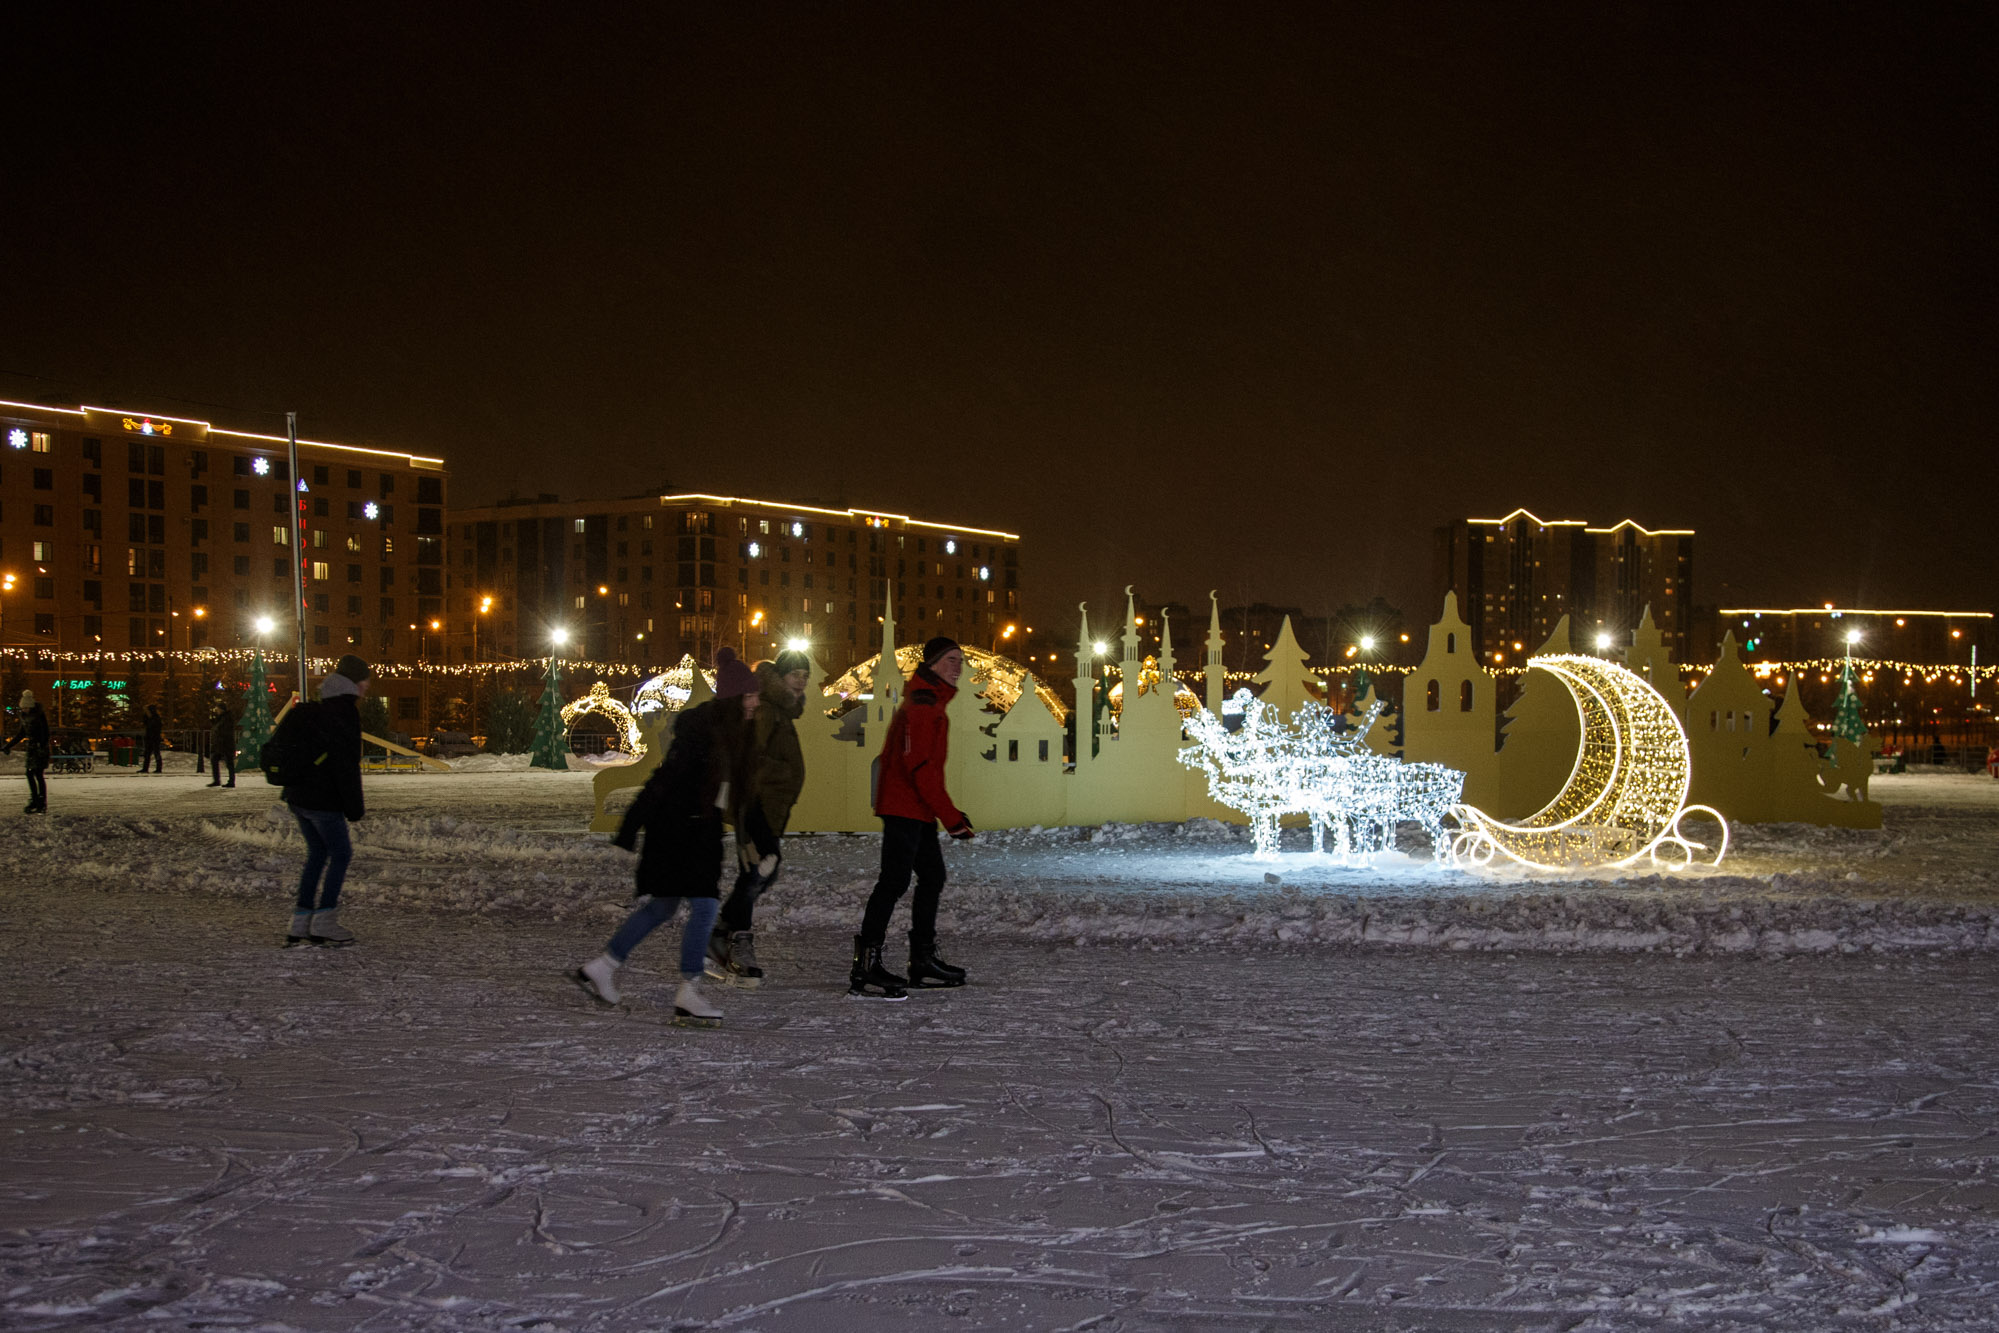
{"left": 347, "top": 563, "right": 361, "bottom": 583}
{"left": 83, "top": 544, "right": 100, "bottom": 573}
{"left": 32, "top": 467, "right": 52, "bottom": 489}
{"left": 33, "top": 577, "right": 54, "bottom": 599}
{"left": 313, "top": 624, "right": 330, "bottom": 645}
{"left": 311, "top": 561, "right": 330, "bottom": 581}
{"left": 233, "top": 555, "right": 250, "bottom": 576}
{"left": 32, "top": 540, "right": 50, "bottom": 560}
{"left": 273, "top": 558, "right": 289, "bottom": 578}
{"left": 574, "top": 518, "right": 586, "bottom": 533}
{"left": 32, "top": 504, "right": 53, "bottom": 526}
{"left": 81, "top": 437, "right": 101, "bottom": 466}
{"left": 347, "top": 595, "right": 362, "bottom": 615}
{"left": 311, "top": 529, "right": 327, "bottom": 548}
{"left": 233, "top": 522, "right": 250, "bottom": 542}
{"left": 34, "top": 613, "right": 54, "bottom": 636}
{"left": 272, "top": 526, "right": 290, "bottom": 546}
{"left": 233, "top": 488, "right": 249, "bottom": 509}
{"left": 346, "top": 534, "right": 362, "bottom": 552}
{"left": 313, "top": 465, "right": 329, "bottom": 486}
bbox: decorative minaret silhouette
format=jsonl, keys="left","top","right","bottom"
{"left": 1158, "top": 606, "right": 1177, "bottom": 685}
{"left": 1203, "top": 590, "right": 1226, "bottom": 715}
{"left": 1072, "top": 602, "right": 1097, "bottom": 766}
{"left": 874, "top": 584, "right": 904, "bottom": 728}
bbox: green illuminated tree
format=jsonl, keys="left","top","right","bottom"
{"left": 1831, "top": 659, "right": 1867, "bottom": 745}
{"left": 238, "top": 649, "right": 276, "bottom": 768}
{"left": 528, "top": 658, "right": 569, "bottom": 770}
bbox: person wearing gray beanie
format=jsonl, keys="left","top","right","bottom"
{"left": 3, "top": 690, "right": 52, "bottom": 814}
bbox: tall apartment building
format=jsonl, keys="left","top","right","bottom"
{"left": 1434, "top": 508, "right": 1694, "bottom": 664}
{"left": 446, "top": 492, "right": 1021, "bottom": 671}
{"left": 0, "top": 399, "right": 447, "bottom": 659}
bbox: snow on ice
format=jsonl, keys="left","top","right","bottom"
{"left": 1, "top": 762, "right": 1996, "bottom": 1328}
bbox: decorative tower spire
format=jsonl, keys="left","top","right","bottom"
{"left": 1158, "top": 607, "right": 1176, "bottom": 681}
{"left": 1204, "top": 590, "right": 1226, "bottom": 715}
{"left": 1073, "top": 602, "right": 1097, "bottom": 767}
{"left": 875, "top": 583, "right": 904, "bottom": 724}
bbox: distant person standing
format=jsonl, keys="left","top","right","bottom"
{"left": 140, "top": 704, "right": 164, "bottom": 773}
{"left": 849, "top": 637, "right": 974, "bottom": 999}
{"left": 2, "top": 690, "right": 51, "bottom": 815}
{"left": 207, "top": 699, "right": 237, "bottom": 787}
{"left": 710, "top": 649, "right": 811, "bottom": 984}
{"left": 283, "top": 656, "right": 369, "bottom": 947}
{"left": 574, "top": 647, "right": 761, "bottom": 1025}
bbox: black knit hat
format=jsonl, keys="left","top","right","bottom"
{"left": 772, "top": 648, "right": 812, "bottom": 678}
{"left": 333, "top": 653, "right": 373, "bottom": 684}
{"left": 921, "top": 636, "right": 961, "bottom": 666}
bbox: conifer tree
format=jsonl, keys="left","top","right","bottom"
{"left": 529, "top": 658, "right": 568, "bottom": 770}
{"left": 238, "top": 650, "right": 276, "bottom": 769}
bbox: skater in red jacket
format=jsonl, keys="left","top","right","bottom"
{"left": 850, "top": 636, "right": 974, "bottom": 998}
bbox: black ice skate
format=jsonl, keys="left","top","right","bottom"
{"left": 848, "top": 934, "right": 909, "bottom": 1000}
{"left": 907, "top": 940, "right": 967, "bottom": 988}
{"left": 706, "top": 929, "right": 765, "bottom": 987}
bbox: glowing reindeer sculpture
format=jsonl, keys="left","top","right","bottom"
{"left": 1181, "top": 689, "right": 1465, "bottom": 860}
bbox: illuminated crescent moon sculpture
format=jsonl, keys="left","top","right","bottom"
{"left": 1449, "top": 654, "right": 1728, "bottom": 871}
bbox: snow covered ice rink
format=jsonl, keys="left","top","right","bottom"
{"left": 3, "top": 763, "right": 1998, "bottom": 1329}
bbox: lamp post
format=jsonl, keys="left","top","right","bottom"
{"left": 0, "top": 571, "right": 14, "bottom": 647}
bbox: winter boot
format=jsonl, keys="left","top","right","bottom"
{"left": 284, "top": 911, "right": 315, "bottom": 948}
{"left": 573, "top": 953, "right": 622, "bottom": 1006}
{"left": 908, "top": 937, "right": 967, "bottom": 988}
{"left": 847, "top": 935, "right": 909, "bottom": 1000}
{"left": 673, "top": 976, "right": 723, "bottom": 1026}
{"left": 307, "top": 909, "right": 356, "bottom": 947}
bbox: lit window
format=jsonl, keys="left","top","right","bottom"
{"left": 574, "top": 518, "right": 586, "bottom": 533}
{"left": 32, "top": 540, "right": 50, "bottom": 560}
{"left": 252, "top": 456, "right": 271, "bottom": 476}
{"left": 311, "top": 562, "right": 330, "bottom": 581}
{"left": 31, "top": 432, "right": 52, "bottom": 453}
{"left": 272, "top": 526, "right": 290, "bottom": 545}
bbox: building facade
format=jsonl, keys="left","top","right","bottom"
{"left": 1434, "top": 508, "right": 1694, "bottom": 664}
{"left": 0, "top": 399, "right": 447, "bottom": 659}
{"left": 446, "top": 492, "right": 1021, "bottom": 672}
{"left": 1720, "top": 606, "right": 1994, "bottom": 665}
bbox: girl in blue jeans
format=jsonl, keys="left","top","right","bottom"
{"left": 575, "top": 649, "right": 761, "bottom": 1023}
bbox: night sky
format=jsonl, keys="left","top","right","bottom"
{"left": 5, "top": 5, "right": 1993, "bottom": 643}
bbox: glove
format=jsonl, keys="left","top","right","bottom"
{"left": 946, "top": 817, "right": 975, "bottom": 842}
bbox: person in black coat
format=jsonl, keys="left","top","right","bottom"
{"left": 207, "top": 700, "right": 237, "bottom": 787}
{"left": 573, "top": 648, "right": 762, "bottom": 1024}
{"left": 283, "top": 656, "right": 369, "bottom": 946}
{"left": 140, "top": 704, "right": 164, "bottom": 773}
{"left": 2, "top": 690, "right": 52, "bottom": 814}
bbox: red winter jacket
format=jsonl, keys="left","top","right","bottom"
{"left": 873, "top": 667, "right": 968, "bottom": 831}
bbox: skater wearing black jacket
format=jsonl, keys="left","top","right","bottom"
{"left": 140, "top": 705, "right": 164, "bottom": 773}
{"left": 710, "top": 650, "right": 811, "bottom": 984}
{"left": 207, "top": 700, "right": 237, "bottom": 787}
{"left": 2, "top": 690, "right": 51, "bottom": 815}
{"left": 574, "top": 648, "right": 762, "bottom": 1024}
{"left": 850, "top": 637, "right": 974, "bottom": 998}
{"left": 282, "top": 656, "right": 369, "bottom": 946}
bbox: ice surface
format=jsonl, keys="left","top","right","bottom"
{"left": 1, "top": 763, "right": 1996, "bottom": 1328}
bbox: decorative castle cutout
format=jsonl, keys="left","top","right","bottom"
{"left": 562, "top": 584, "right": 1881, "bottom": 838}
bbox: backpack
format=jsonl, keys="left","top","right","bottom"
{"left": 261, "top": 701, "right": 329, "bottom": 786}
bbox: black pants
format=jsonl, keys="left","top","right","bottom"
{"left": 141, "top": 741, "right": 163, "bottom": 772}
{"left": 209, "top": 750, "right": 236, "bottom": 783}
{"left": 25, "top": 765, "right": 47, "bottom": 809}
{"left": 718, "top": 804, "right": 780, "bottom": 934}
{"left": 860, "top": 815, "right": 945, "bottom": 948}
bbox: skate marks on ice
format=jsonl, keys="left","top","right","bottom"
{"left": 3, "top": 885, "right": 1998, "bottom": 1329}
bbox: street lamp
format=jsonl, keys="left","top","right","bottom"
{"left": 1595, "top": 631, "right": 1614, "bottom": 653}
{"left": 0, "top": 571, "right": 15, "bottom": 646}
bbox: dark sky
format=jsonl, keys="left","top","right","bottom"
{"left": 5, "top": 4, "right": 1993, "bottom": 639}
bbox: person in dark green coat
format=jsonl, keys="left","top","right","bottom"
{"left": 709, "top": 649, "right": 810, "bottom": 984}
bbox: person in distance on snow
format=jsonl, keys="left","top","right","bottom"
{"left": 850, "top": 636, "right": 974, "bottom": 999}
{"left": 208, "top": 697, "right": 237, "bottom": 787}
{"left": 709, "top": 649, "right": 811, "bottom": 985}
{"left": 574, "top": 647, "right": 762, "bottom": 1025}
{"left": 283, "top": 655, "right": 370, "bottom": 946}
{"left": 2, "top": 690, "right": 52, "bottom": 815}
{"left": 140, "top": 704, "right": 165, "bottom": 774}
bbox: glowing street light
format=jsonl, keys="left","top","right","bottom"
{"left": 1596, "top": 632, "right": 1615, "bottom": 652}
{"left": 254, "top": 614, "right": 276, "bottom": 636}
{"left": 550, "top": 626, "right": 570, "bottom": 648}
{"left": 785, "top": 637, "right": 810, "bottom": 651}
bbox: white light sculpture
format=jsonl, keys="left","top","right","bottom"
{"left": 252, "top": 457, "right": 270, "bottom": 475}
{"left": 1448, "top": 654, "right": 1728, "bottom": 872}
{"left": 561, "top": 680, "right": 642, "bottom": 753}
{"left": 6, "top": 429, "right": 25, "bottom": 449}
{"left": 1180, "top": 689, "right": 1464, "bottom": 861}
{"left": 748, "top": 541, "right": 761, "bottom": 557}
{"left": 363, "top": 501, "right": 379, "bottom": 520}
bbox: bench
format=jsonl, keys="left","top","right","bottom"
{"left": 363, "top": 751, "right": 424, "bottom": 773}
{"left": 49, "top": 748, "right": 94, "bottom": 774}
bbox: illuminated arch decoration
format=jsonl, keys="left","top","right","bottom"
{"left": 1449, "top": 654, "right": 1729, "bottom": 871}
{"left": 825, "top": 646, "right": 1068, "bottom": 722}
{"left": 633, "top": 655, "right": 710, "bottom": 718}
{"left": 1106, "top": 656, "right": 1203, "bottom": 719}
{"left": 560, "top": 680, "right": 642, "bottom": 754}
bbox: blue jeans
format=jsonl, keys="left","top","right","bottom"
{"left": 606, "top": 896, "right": 720, "bottom": 976}
{"left": 293, "top": 807, "right": 352, "bottom": 912}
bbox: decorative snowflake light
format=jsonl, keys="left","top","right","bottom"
{"left": 363, "top": 501, "right": 380, "bottom": 520}
{"left": 6, "top": 429, "right": 26, "bottom": 449}
{"left": 252, "top": 456, "right": 270, "bottom": 475}
{"left": 1180, "top": 689, "right": 1464, "bottom": 861}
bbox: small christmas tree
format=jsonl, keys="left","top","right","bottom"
{"left": 528, "top": 657, "right": 569, "bottom": 770}
{"left": 1831, "top": 658, "right": 1866, "bottom": 745}
{"left": 237, "top": 649, "right": 276, "bottom": 769}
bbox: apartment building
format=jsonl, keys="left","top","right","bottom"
{"left": 1434, "top": 508, "right": 1694, "bottom": 663}
{"left": 446, "top": 492, "right": 1021, "bottom": 671}
{"left": 0, "top": 399, "right": 446, "bottom": 659}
